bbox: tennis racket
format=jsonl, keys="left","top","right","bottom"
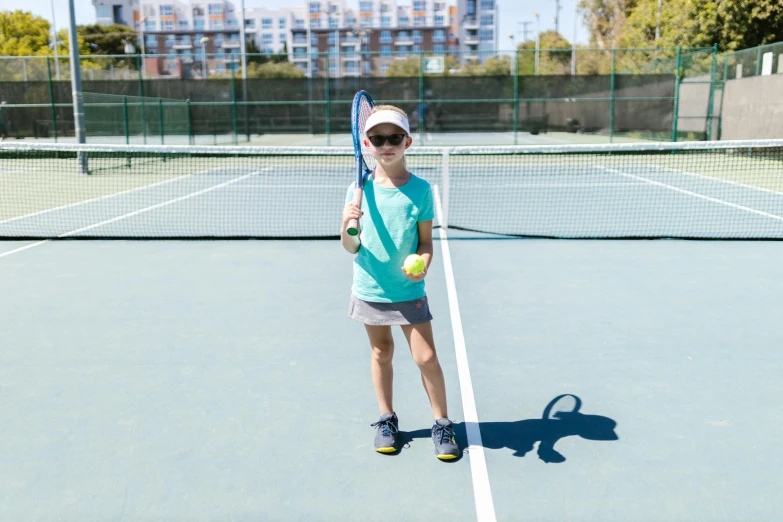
{"left": 346, "top": 90, "right": 376, "bottom": 236}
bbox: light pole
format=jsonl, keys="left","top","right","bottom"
{"left": 139, "top": 16, "right": 147, "bottom": 79}
{"left": 572, "top": 0, "right": 578, "bottom": 75}
{"left": 655, "top": 0, "right": 662, "bottom": 41}
{"left": 50, "top": 0, "right": 61, "bottom": 80}
{"left": 533, "top": 11, "right": 540, "bottom": 75}
{"left": 306, "top": 4, "right": 312, "bottom": 78}
{"left": 200, "top": 36, "right": 209, "bottom": 78}
{"left": 508, "top": 33, "right": 515, "bottom": 75}
{"left": 123, "top": 39, "right": 135, "bottom": 80}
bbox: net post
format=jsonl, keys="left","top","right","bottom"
{"left": 610, "top": 49, "right": 616, "bottom": 143}
{"left": 441, "top": 149, "right": 450, "bottom": 230}
{"left": 672, "top": 45, "right": 682, "bottom": 142}
{"left": 46, "top": 57, "right": 58, "bottom": 143}
{"left": 513, "top": 50, "right": 519, "bottom": 145}
{"left": 706, "top": 43, "right": 718, "bottom": 141}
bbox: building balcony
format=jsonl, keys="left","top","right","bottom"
{"left": 341, "top": 38, "right": 359, "bottom": 46}
{"left": 395, "top": 38, "right": 413, "bottom": 45}
{"left": 222, "top": 41, "right": 241, "bottom": 48}
{"left": 463, "top": 16, "right": 478, "bottom": 28}
{"left": 341, "top": 54, "right": 360, "bottom": 61}
{"left": 343, "top": 70, "right": 361, "bottom": 77}
{"left": 464, "top": 36, "right": 479, "bottom": 45}
{"left": 292, "top": 54, "right": 309, "bottom": 62}
{"left": 292, "top": 40, "right": 309, "bottom": 47}
{"left": 172, "top": 42, "right": 193, "bottom": 49}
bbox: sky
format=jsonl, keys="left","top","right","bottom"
{"left": 18, "top": 0, "right": 589, "bottom": 49}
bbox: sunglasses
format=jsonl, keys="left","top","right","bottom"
{"left": 367, "top": 133, "right": 407, "bottom": 147}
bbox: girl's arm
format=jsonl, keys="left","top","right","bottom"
{"left": 416, "top": 219, "right": 434, "bottom": 271}
{"left": 341, "top": 202, "right": 362, "bottom": 254}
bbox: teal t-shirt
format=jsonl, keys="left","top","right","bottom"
{"left": 345, "top": 173, "right": 434, "bottom": 303}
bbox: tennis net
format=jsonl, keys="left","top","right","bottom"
{"left": 1, "top": 140, "right": 783, "bottom": 239}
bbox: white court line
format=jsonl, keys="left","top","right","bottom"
{"left": 60, "top": 168, "right": 271, "bottom": 237}
{"left": 0, "top": 168, "right": 220, "bottom": 226}
{"left": 433, "top": 184, "right": 496, "bottom": 522}
{"left": 0, "top": 241, "right": 50, "bottom": 259}
{"left": 645, "top": 164, "right": 783, "bottom": 196}
{"left": 598, "top": 166, "right": 783, "bottom": 222}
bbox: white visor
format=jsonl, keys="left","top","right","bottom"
{"left": 364, "top": 110, "right": 410, "bottom": 135}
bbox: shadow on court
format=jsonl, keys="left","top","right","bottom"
{"left": 398, "top": 395, "right": 618, "bottom": 464}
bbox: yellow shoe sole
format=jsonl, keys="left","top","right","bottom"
{"left": 436, "top": 453, "right": 459, "bottom": 461}
{"left": 375, "top": 446, "right": 397, "bottom": 454}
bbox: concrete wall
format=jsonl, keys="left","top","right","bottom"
{"left": 720, "top": 74, "right": 783, "bottom": 140}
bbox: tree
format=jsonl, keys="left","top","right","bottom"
{"left": 578, "top": 0, "right": 640, "bottom": 48}
{"left": 246, "top": 38, "right": 289, "bottom": 65}
{"left": 0, "top": 10, "right": 53, "bottom": 55}
{"left": 515, "top": 31, "right": 574, "bottom": 75}
{"left": 242, "top": 61, "right": 304, "bottom": 78}
{"left": 78, "top": 24, "right": 138, "bottom": 55}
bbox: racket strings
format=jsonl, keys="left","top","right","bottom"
{"left": 357, "top": 100, "right": 376, "bottom": 172}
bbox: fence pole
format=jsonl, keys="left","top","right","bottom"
{"left": 187, "top": 99, "right": 193, "bottom": 145}
{"left": 672, "top": 45, "right": 682, "bottom": 142}
{"left": 230, "top": 57, "right": 238, "bottom": 145}
{"left": 137, "top": 54, "right": 147, "bottom": 144}
{"left": 123, "top": 96, "right": 131, "bottom": 167}
{"left": 610, "top": 49, "right": 616, "bottom": 143}
{"left": 325, "top": 54, "right": 331, "bottom": 146}
{"left": 513, "top": 50, "right": 519, "bottom": 145}
{"left": 418, "top": 50, "right": 424, "bottom": 143}
{"left": 158, "top": 99, "right": 165, "bottom": 145}
{"left": 46, "top": 57, "right": 58, "bottom": 143}
{"left": 706, "top": 43, "right": 718, "bottom": 141}
{"left": 756, "top": 45, "right": 762, "bottom": 76}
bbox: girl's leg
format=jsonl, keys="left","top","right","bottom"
{"left": 365, "top": 324, "right": 395, "bottom": 414}
{"left": 401, "top": 321, "right": 448, "bottom": 419}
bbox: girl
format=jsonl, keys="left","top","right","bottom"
{"left": 341, "top": 105, "right": 459, "bottom": 461}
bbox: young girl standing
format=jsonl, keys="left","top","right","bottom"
{"left": 341, "top": 105, "right": 460, "bottom": 460}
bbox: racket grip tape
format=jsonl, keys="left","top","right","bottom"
{"left": 346, "top": 187, "right": 364, "bottom": 236}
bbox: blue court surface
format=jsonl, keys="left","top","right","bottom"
{"left": 1, "top": 233, "right": 782, "bottom": 521}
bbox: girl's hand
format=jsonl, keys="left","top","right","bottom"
{"left": 343, "top": 202, "right": 363, "bottom": 227}
{"left": 401, "top": 266, "right": 427, "bottom": 282}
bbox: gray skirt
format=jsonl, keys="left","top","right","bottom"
{"left": 348, "top": 294, "right": 433, "bottom": 326}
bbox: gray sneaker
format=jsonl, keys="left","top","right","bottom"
{"left": 371, "top": 413, "right": 400, "bottom": 454}
{"left": 432, "top": 418, "right": 460, "bottom": 460}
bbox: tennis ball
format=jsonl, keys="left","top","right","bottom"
{"left": 403, "top": 254, "right": 425, "bottom": 276}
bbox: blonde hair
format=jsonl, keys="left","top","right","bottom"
{"left": 370, "top": 105, "right": 408, "bottom": 119}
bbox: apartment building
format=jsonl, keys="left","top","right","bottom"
{"left": 93, "top": 0, "right": 493, "bottom": 78}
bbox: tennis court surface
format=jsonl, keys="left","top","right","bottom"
{"left": 1, "top": 140, "right": 782, "bottom": 521}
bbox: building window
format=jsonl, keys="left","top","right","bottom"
{"left": 145, "top": 20, "right": 156, "bottom": 30}
{"left": 329, "top": 17, "right": 338, "bottom": 28}
{"left": 310, "top": 2, "right": 321, "bottom": 14}
{"left": 449, "top": 30, "right": 455, "bottom": 40}
{"left": 280, "top": 33, "right": 287, "bottom": 42}
{"left": 360, "top": 17, "right": 371, "bottom": 27}
{"left": 208, "top": 4, "right": 222, "bottom": 15}
{"left": 480, "top": 0, "right": 495, "bottom": 9}
{"left": 279, "top": 17, "right": 286, "bottom": 28}
{"left": 413, "top": 1, "right": 426, "bottom": 11}
{"left": 398, "top": 31, "right": 410, "bottom": 40}
{"left": 179, "top": 20, "right": 189, "bottom": 29}
{"left": 414, "top": 16, "right": 425, "bottom": 26}
{"left": 480, "top": 14, "right": 494, "bottom": 25}
{"left": 434, "top": 15, "right": 444, "bottom": 25}
{"left": 380, "top": 30, "right": 392, "bottom": 43}
{"left": 263, "top": 34, "right": 273, "bottom": 44}
{"left": 467, "top": 1, "right": 476, "bottom": 15}
{"left": 381, "top": 45, "right": 392, "bottom": 57}
{"left": 346, "top": 16, "right": 356, "bottom": 25}
{"left": 165, "top": 35, "right": 175, "bottom": 47}
{"left": 193, "top": 7, "right": 204, "bottom": 16}
{"left": 227, "top": 19, "right": 237, "bottom": 28}
{"left": 433, "top": 44, "right": 444, "bottom": 53}
{"left": 479, "top": 28, "right": 493, "bottom": 41}
{"left": 311, "top": 34, "right": 318, "bottom": 45}
{"left": 210, "top": 19, "right": 223, "bottom": 29}
{"left": 330, "top": 60, "right": 338, "bottom": 74}
{"left": 163, "top": 20, "right": 173, "bottom": 30}
{"left": 381, "top": 16, "right": 391, "bottom": 27}
{"left": 262, "top": 18, "right": 273, "bottom": 29}
{"left": 159, "top": 5, "right": 172, "bottom": 16}
{"left": 295, "top": 18, "right": 305, "bottom": 28}
{"left": 381, "top": 62, "right": 390, "bottom": 74}
{"left": 399, "top": 16, "right": 409, "bottom": 25}
{"left": 328, "top": 32, "right": 336, "bottom": 44}
{"left": 413, "top": 44, "right": 421, "bottom": 53}
{"left": 145, "top": 35, "right": 158, "bottom": 47}
{"left": 359, "top": 1, "right": 373, "bottom": 13}
{"left": 215, "top": 33, "right": 224, "bottom": 45}
{"left": 312, "top": 18, "right": 321, "bottom": 28}
{"left": 245, "top": 19, "right": 255, "bottom": 28}
{"left": 433, "top": 29, "right": 445, "bottom": 42}
{"left": 412, "top": 30, "right": 422, "bottom": 43}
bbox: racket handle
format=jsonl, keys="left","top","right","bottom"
{"left": 346, "top": 187, "right": 363, "bottom": 236}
